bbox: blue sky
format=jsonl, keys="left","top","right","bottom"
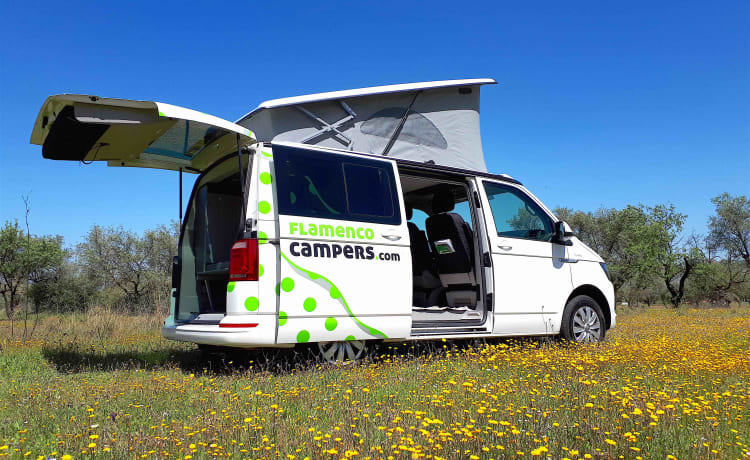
{"left": 1, "top": 0, "right": 748, "bottom": 246}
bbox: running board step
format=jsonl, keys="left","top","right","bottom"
{"left": 410, "top": 327, "right": 488, "bottom": 336}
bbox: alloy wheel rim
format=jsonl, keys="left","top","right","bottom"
{"left": 572, "top": 306, "right": 601, "bottom": 343}
{"left": 317, "top": 340, "right": 366, "bottom": 362}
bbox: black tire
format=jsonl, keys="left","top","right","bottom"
{"left": 560, "top": 295, "right": 606, "bottom": 343}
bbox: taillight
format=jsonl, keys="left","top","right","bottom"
{"left": 229, "top": 239, "right": 259, "bottom": 281}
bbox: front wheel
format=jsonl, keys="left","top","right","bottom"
{"left": 560, "top": 295, "right": 606, "bottom": 343}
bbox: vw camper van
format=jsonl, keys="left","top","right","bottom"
{"left": 30, "top": 79, "right": 615, "bottom": 361}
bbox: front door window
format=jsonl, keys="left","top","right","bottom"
{"left": 483, "top": 182, "right": 553, "bottom": 242}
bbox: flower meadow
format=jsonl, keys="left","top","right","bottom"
{"left": 0, "top": 307, "right": 748, "bottom": 459}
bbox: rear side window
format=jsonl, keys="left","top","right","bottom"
{"left": 274, "top": 145, "right": 401, "bottom": 225}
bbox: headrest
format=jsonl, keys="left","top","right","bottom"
{"left": 406, "top": 205, "right": 413, "bottom": 220}
{"left": 432, "top": 189, "right": 455, "bottom": 213}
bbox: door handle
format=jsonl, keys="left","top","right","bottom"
{"left": 382, "top": 234, "right": 402, "bottom": 241}
{"left": 498, "top": 245, "right": 512, "bottom": 251}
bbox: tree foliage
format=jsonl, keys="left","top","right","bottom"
{"left": 708, "top": 193, "right": 750, "bottom": 267}
{"left": 558, "top": 194, "right": 749, "bottom": 307}
{"left": 687, "top": 194, "right": 750, "bottom": 304}
{"left": 76, "top": 223, "right": 178, "bottom": 310}
{"left": 0, "top": 220, "right": 64, "bottom": 319}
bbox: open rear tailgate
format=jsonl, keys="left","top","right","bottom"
{"left": 30, "top": 94, "right": 255, "bottom": 173}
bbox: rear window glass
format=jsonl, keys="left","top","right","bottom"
{"left": 274, "top": 145, "right": 401, "bottom": 225}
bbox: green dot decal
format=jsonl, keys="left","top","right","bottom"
{"left": 281, "top": 277, "right": 295, "bottom": 292}
{"left": 259, "top": 201, "right": 271, "bottom": 214}
{"left": 258, "top": 231, "right": 268, "bottom": 244}
{"left": 260, "top": 172, "right": 273, "bottom": 184}
{"left": 245, "top": 296, "right": 259, "bottom": 311}
{"left": 345, "top": 335, "right": 356, "bottom": 341}
{"left": 278, "top": 311, "right": 287, "bottom": 326}
{"left": 296, "top": 330, "right": 310, "bottom": 343}
{"left": 303, "top": 297, "right": 317, "bottom": 312}
{"left": 261, "top": 150, "right": 273, "bottom": 158}
{"left": 258, "top": 264, "right": 264, "bottom": 277}
{"left": 325, "top": 317, "right": 338, "bottom": 331}
{"left": 279, "top": 251, "right": 390, "bottom": 341}
{"left": 226, "top": 282, "right": 236, "bottom": 293}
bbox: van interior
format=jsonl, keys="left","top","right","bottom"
{"left": 399, "top": 172, "right": 487, "bottom": 327}
{"left": 177, "top": 157, "right": 248, "bottom": 321}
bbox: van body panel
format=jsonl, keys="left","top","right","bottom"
{"left": 477, "top": 179, "right": 573, "bottom": 335}
{"left": 277, "top": 239, "right": 412, "bottom": 343}
{"left": 270, "top": 144, "right": 413, "bottom": 343}
{"left": 569, "top": 258, "right": 617, "bottom": 329}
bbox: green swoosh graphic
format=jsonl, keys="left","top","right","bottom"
{"left": 280, "top": 251, "right": 388, "bottom": 339}
{"left": 304, "top": 176, "right": 341, "bottom": 215}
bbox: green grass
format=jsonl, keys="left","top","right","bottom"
{"left": 0, "top": 306, "right": 748, "bottom": 459}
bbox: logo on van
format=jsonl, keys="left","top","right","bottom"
{"left": 289, "top": 222, "right": 374, "bottom": 240}
{"left": 289, "top": 242, "right": 401, "bottom": 262}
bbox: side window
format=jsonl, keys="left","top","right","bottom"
{"left": 408, "top": 208, "right": 430, "bottom": 231}
{"left": 274, "top": 145, "right": 401, "bottom": 225}
{"left": 452, "top": 197, "right": 474, "bottom": 230}
{"left": 483, "top": 182, "right": 553, "bottom": 241}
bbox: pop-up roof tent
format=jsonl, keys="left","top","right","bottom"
{"left": 236, "top": 78, "right": 497, "bottom": 172}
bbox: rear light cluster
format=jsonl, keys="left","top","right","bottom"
{"left": 229, "top": 239, "right": 259, "bottom": 281}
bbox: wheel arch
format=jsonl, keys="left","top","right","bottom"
{"left": 566, "top": 285, "right": 611, "bottom": 329}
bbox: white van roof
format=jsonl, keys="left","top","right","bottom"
{"left": 239, "top": 78, "right": 497, "bottom": 116}
{"left": 237, "top": 78, "right": 497, "bottom": 172}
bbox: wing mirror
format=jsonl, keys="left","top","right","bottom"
{"left": 552, "top": 221, "right": 574, "bottom": 246}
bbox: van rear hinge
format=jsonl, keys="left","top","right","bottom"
{"left": 486, "top": 293, "right": 493, "bottom": 311}
{"left": 482, "top": 252, "right": 492, "bottom": 267}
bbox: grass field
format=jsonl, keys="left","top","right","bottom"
{"left": 0, "top": 307, "right": 748, "bottom": 459}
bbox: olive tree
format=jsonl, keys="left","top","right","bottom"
{"left": 0, "top": 220, "right": 64, "bottom": 319}
{"left": 708, "top": 193, "right": 750, "bottom": 267}
{"left": 688, "top": 194, "right": 750, "bottom": 305}
{"left": 76, "top": 223, "right": 178, "bottom": 311}
{"left": 556, "top": 204, "right": 693, "bottom": 307}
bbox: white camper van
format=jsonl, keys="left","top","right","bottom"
{"left": 30, "top": 79, "right": 615, "bottom": 361}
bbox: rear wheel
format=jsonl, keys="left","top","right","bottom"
{"left": 317, "top": 340, "right": 368, "bottom": 363}
{"left": 560, "top": 295, "right": 606, "bottom": 343}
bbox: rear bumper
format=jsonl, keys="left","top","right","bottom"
{"left": 162, "top": 315, "right": 277, "bottom": 347}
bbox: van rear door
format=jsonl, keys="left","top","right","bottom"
{"left": 30, "top": 94, "right": 255, "bottom": 172}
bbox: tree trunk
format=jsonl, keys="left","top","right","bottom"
{"left": 666, "top": 257, "right": 693, "bottom": 308}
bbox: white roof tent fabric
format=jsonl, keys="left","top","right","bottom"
{"left": 236, "top": 79, "right": 497, "bottom": 172}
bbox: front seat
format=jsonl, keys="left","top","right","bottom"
{"left": 406, "top": 205, "right": 432, "bottom": 276}
{"left": 406, "top": 205, "right": 441, "bottom": 307}
{"left": 425, "top": 189, "right": 475, "bottom": 287}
